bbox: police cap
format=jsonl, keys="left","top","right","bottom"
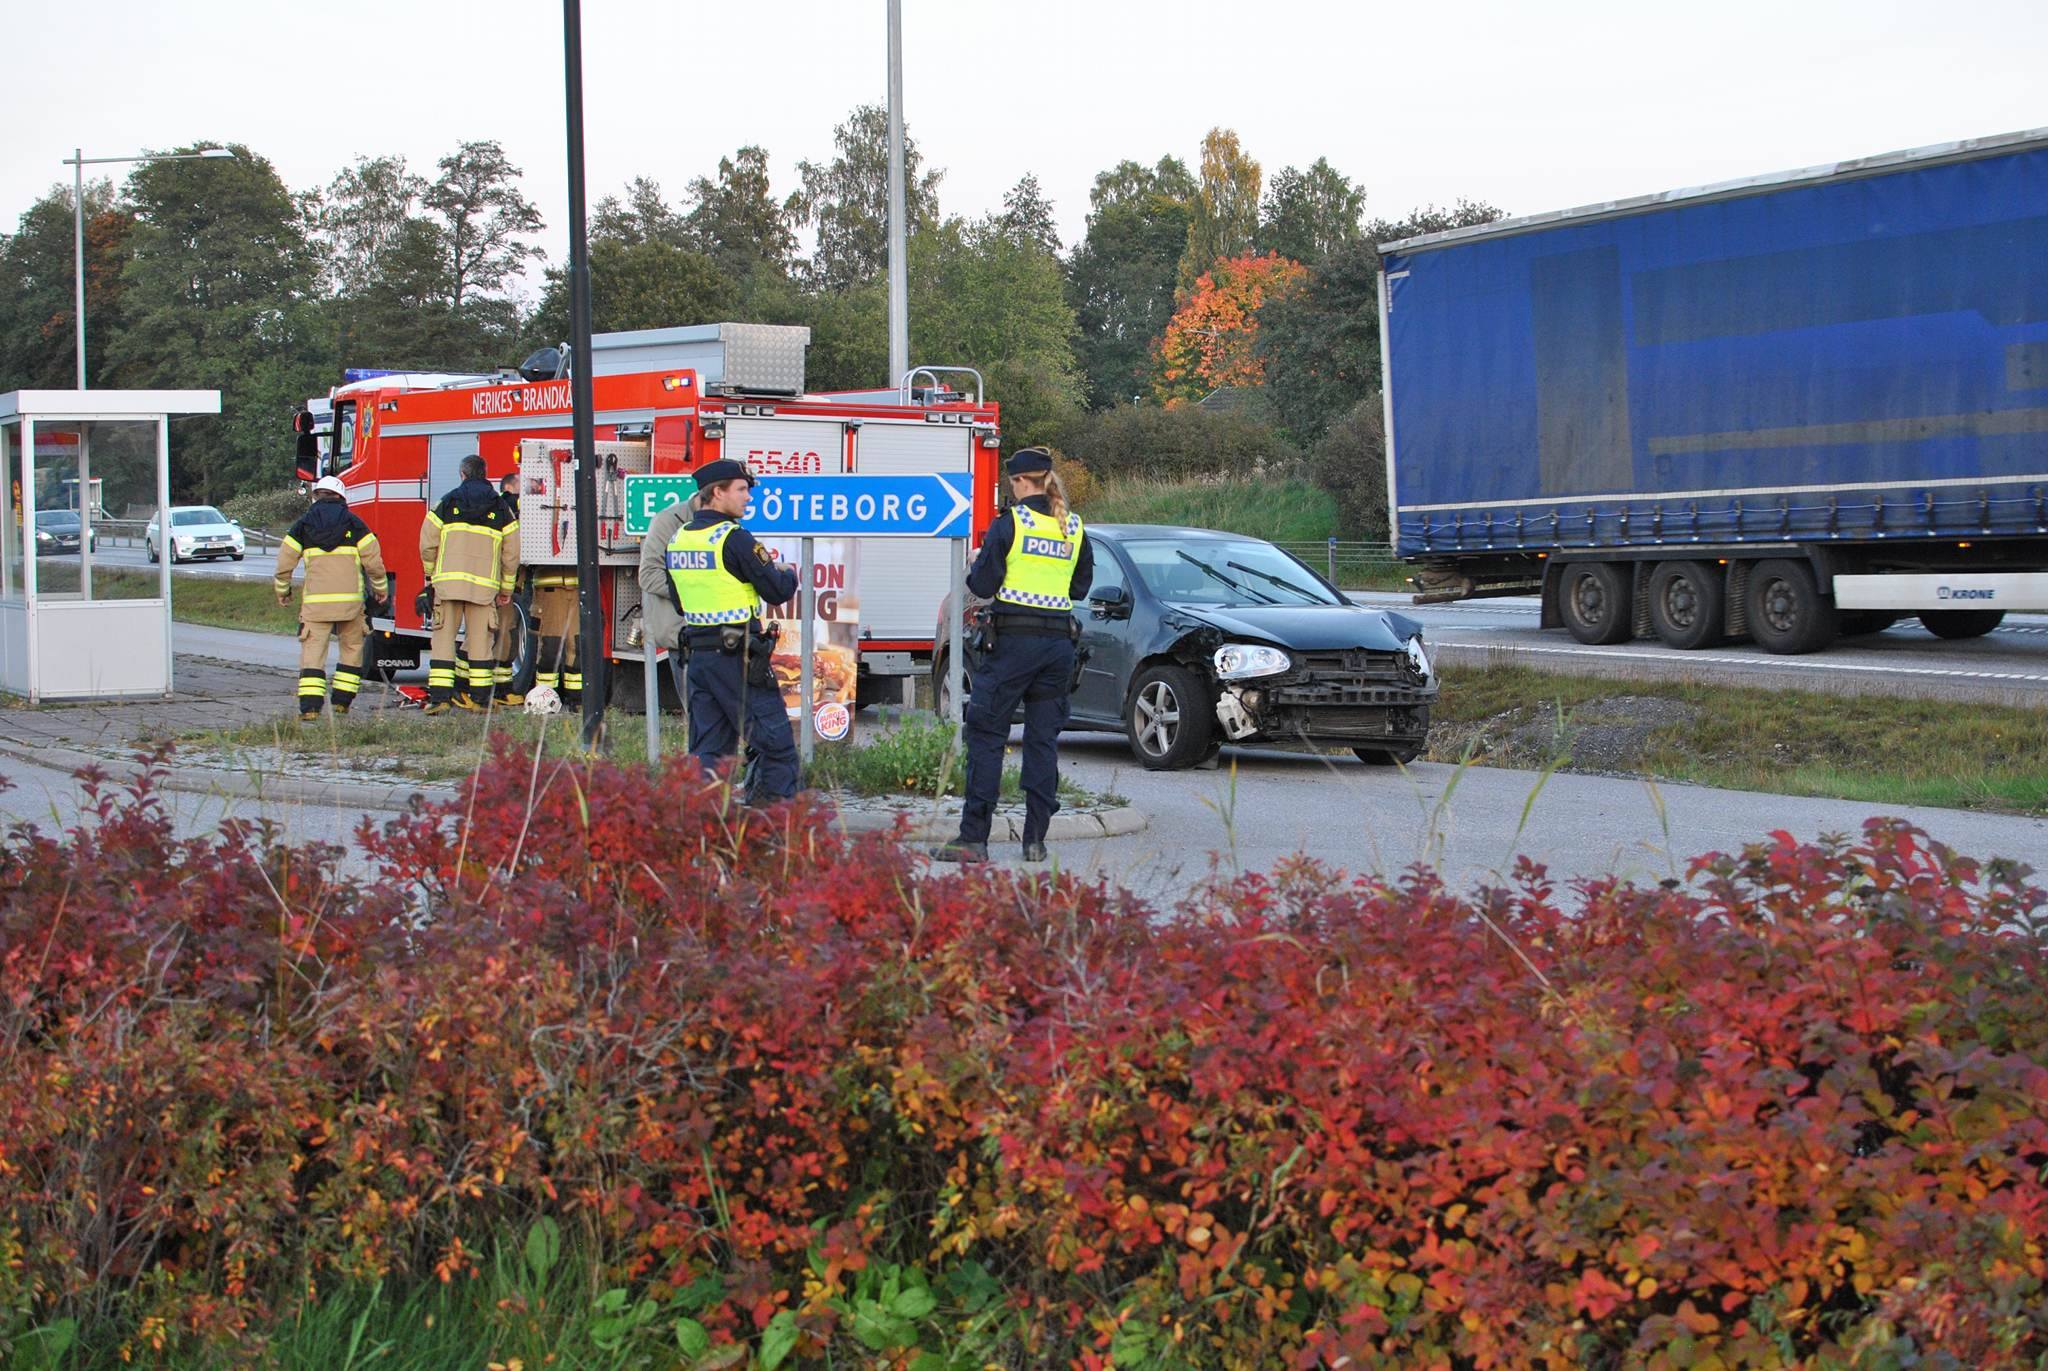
{"left": 1005, "top": 447, "right": 1054, "bottom": 477}
{"left": 693, "top": 458, "right": 756, "bottom": 490}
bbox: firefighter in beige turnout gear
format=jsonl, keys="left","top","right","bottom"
{"left": 420, "top": 455, "right": 520, "bottom": 714}
{"left": 274, "top": 476, "right": 389, "bottom": 721}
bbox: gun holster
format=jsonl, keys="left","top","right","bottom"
{"left": 963, "top": 605, "right": 996, "bottom": 668}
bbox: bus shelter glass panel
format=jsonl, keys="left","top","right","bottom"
{"left": 2, "top": 421, "right": 19, "bottom": 597}
{"left": 32, "top": 425, "right": 83, "bottom": 597}
{"left": 87, "top": 420, "right": 163, "bottom": 603}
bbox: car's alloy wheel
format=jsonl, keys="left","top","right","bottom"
{"left": 1125, "top": 663, "right": 1215, "bottom": 770}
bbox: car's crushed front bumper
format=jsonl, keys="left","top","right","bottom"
{"left": 1215, "top": 647, "right": 1437, "bottom": 748}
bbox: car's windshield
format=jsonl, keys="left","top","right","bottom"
{"left": 172, "top": 508, "right": 228, "bottom": 527}
{"left": 37, "top": 510, "right": 80, "bottom": 530}
{"left": 1119, "top": 539, "right": 1342, "bottom": 607}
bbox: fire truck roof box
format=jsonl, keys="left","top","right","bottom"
{"left": 590, "top": 322, "right": 809, "bottom": 395}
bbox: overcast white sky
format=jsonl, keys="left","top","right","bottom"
{"left": 10, "top": 0, "right": 2046, "bottom": 295}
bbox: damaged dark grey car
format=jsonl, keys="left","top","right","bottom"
{"left": 934, "top": 525, "right": 1436, "bottom": 771}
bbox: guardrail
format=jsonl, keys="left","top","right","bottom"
{"left": 91, "top": 519, "right": 282, "bottom": 552}
{"left": 1272, "top": 539, "right": 1411, "bottom": 590}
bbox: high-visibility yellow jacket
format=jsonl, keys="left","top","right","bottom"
{"left": 275, "top": 499, "right": 389, "bottom": 623}
{"left": 421, "top": 478, "right": 519, "bottom": 605}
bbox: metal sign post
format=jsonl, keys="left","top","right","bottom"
{"left": 798, "top": 538, "right": 816, "bottom": 764}
{"left": 948, "top": 539, "right": 965, "bottom": 725}
{"left": 643, "top": 647, "right": 660, "bottom": 761}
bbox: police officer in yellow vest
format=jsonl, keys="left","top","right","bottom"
{"left": 274, "top": 476, "right": 390, "bottom": 722}
{"left": 664, "top": 458, "right": 801, "bottom": 802}
{"left": 420, "top": 454, "right": 519, "bottom": 714}
{"left": 933, "top": 447, "right": 1092, "bottom": 863}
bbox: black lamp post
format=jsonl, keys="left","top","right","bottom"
{"left": 563, "top": 0, "right": 605, "bottom": 748}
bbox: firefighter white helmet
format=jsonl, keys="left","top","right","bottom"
{"left": 523, "top": 684, "right": 563, "bottom": 716}
{"left": 312, "top": 476, "right": 348, "bottom": 499}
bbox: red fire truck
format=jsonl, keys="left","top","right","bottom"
{"left": 292, "top": 323, "right": 1001, "bottom": 704}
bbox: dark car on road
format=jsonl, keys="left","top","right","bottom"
{"left": 33, "top": 509, "right": 94, "bottom": 554}
{"left": 935, "top": 525, "right": 1437, "bottom": 770}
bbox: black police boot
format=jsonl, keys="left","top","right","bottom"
{"left": 1021, "top": 840, "right": 1049, "bottom": 863}
{"left": 930, "top": 840, "right": 989, "bottom": 864}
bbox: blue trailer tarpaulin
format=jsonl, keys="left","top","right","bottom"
{"left": 1381, "top": 132, "right": 2048, "bottom": 557}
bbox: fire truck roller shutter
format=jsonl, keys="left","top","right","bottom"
{"left": 428, "top": 432, "right": 480, "bottom": 501}
{"left": 851, "top": 424, "right": 977, "bottom": 642}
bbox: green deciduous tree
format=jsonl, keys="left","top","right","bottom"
{"left": 530, "top": 237, "right": 737, "bottom": 340}
{"left": 686, "top": 147, "right": 799, "bottom": 284}
{"left": 1065, "top": 157, "right": 1194, "bottom": 409}
{"left": 591, "top": 176, "right": 690, "bottom": 249}
{"left": 1255, "top": 240, "right": 1382, "bottom": 445}
{"left": 315, "top": 155, "right": 428, "bottom": 296}
{"left": 0, "top": 180, "right": 132, "bottom": 390}
{"left": 1309, "top": 393, "right": 1390, "bottom": 540}
{"left": 108, "top": 145, "right": 331, "bottom": 502}
{"left": 998, "top": 174, "right": 1060, "bottom": 256}
{"left": 424, "top": 140, "right": 545, "bottom": 314}
{"left": 1260, "top": 200, "right": 1504, "bottom": 446}
{"left": 793, "top": 105, "right": 942, "bottom": 291}
{"left": 1178, "top": 128, "right": 1261, "bottom": 293}
{"left": 1259, "top": 157, "right": 1364, "bottom": 267}
{"left": 912, "top": 215, "right": 1082, "bottom": 453}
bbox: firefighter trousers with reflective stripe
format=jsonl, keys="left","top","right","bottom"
{"left": 298, "top": 615, "right": 369, "bottom": 715}
{"left": 429, "top": 600, "right": 498, "bottom": 704}
{"left": 533, "top": 583, "right": 582, "bottom": 699}
{"left": 957, "top": 633, "right": 1074, "bottom": 846}
{"left": 685, "top": 648, "right": 798, "bottom": 805}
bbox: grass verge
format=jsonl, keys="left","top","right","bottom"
{"left": 1430, "top": 665, "right": 2048, "bottom": 816}
{"left": 1077, "top": 475, "right": 1409, "bottom": 590}
{"left": 1080, "top": 475, "right": 1336, "bottom": 543}
{"left": 85, "top": 566, "right": 301, "bottom": 635}
{"left": 178, "top": 707, "right": 1125, "bottom": 806}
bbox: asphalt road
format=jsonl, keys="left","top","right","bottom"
{"left": 1349, "top": 592, "right": 2048, "bottom": 707}
{"left": 6, "top": 622, "right": 2038, "bottom": 906}
{"left": 87, "top": 542, "right": 277, "bottom": 581}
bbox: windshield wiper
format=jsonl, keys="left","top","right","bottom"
{"left": 1176, "top": 551, "right": 1276, "bottom": 604}
{"left": 1226, "top": 560, "right": 1329, "bottom": 604}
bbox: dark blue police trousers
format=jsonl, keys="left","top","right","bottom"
{"left": 958, "top": 632, "right": 1074, "bottom": 845}
{"left": 686, "top": 647, "right": 799, "bottom": 804}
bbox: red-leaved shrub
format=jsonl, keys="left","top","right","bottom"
{"left": 1, "top": 745, "right": 2044, "bottom": 1366}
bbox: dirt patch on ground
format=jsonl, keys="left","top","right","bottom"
{"left": 1427, "top": 695, "right": 1705, "bottom": 776}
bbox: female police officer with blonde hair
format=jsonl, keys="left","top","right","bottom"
{"left": 933, "top": 447, "right": 1092, "bottom": 864}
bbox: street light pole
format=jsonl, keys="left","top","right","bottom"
{"left": 563, "top": 0, "right": 605, "bottom": 749}
{"left": 886, "top": 0, "right": 908, "bottom": 388}
{"left": 62, "top": 147, "right": 234, "bottom": 389}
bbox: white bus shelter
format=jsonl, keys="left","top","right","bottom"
{"left": 1, "top": 389, "right": 221, "bottom": 702}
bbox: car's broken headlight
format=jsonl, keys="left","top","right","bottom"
{"left": 1213, "top": 642, "right": 1291, "bottom": 680}
{"left": 1404, "top": 636, "right": 1433, "bottom": 680}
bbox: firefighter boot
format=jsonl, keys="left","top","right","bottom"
{"left": 297, "top": 669, "right": 326, "bottom": 723}
{"left": 496, "top": 659, "right": 524, "bottom": 708}
{"left": 456, "top": 659, "right": 493, "bottom": 711}
{"left": 330, "top": 660, "right": 363, "bottom": 718}
{"left": 424, "top": 658, "right": 458, "bottom": 715}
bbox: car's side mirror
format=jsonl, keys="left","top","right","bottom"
{"left": 230, "top": 518, "right": 241, "bottom": 527}
{"left": 1089, "top": 585, "right": 1131, "bottom": 619}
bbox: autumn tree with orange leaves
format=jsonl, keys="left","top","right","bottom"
{"left": 1150, "top": 251, "right": 1306, "bottom": 405}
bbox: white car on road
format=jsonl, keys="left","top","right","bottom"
{"left": 146, "top": 506, "right": 247, "bottom": 563}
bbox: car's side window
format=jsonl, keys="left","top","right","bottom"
{"left": 1087, "top": 546, "right": 1124, "bottom": 600}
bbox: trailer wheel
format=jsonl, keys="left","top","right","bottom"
{"left": 1560, "top": 563, "right": 1633, "bottom": 645}
{"left": 1746, "top": 559, "right": 1837, "bottom": 654}
{"left": 1919, "top": 609, "right": 2005, "bottom": 640}
{"left": 1647, "top": 561, "right": 1725, "bottom": 649}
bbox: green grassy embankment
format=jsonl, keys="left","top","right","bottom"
{"left": 1430, "top": 665, "right": 2048, "bottom": 817}
{"left": 86, "top": 567, "right": 301, "bottom": 635}
{"left": 1075, "top": 476, "right": 1409, "bottom": 590}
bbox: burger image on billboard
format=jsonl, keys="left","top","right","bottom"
{"left": 762, "top": 538, "right": 860, "bottom": 748}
